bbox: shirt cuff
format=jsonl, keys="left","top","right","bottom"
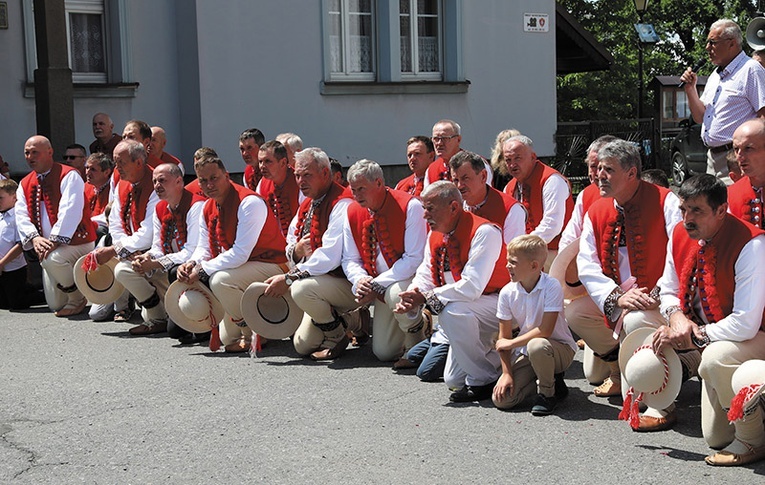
{"left": 424, "top": 290, "right": 445, "bottom": 315}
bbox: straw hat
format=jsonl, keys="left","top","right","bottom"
{"left": 165, "top": 280, "right": 224, "bottom": 333}
{"left": 240, "top": 282, "right": 302, "bottom": 340}
{"left": 728, "top": 359, "right": 765, "bottom": 422}
{"left": 549, "top": 237, "right": 586, "bottom": 299}
{"left": 74, "top": 255, "right": 125, "bottom": 305}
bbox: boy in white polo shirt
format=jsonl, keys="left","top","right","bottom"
{"left": 0, "top": 179, "right": 34, "bottom": 309}
{"left": 492, "top": 235, "right": 577, "bottom": 415}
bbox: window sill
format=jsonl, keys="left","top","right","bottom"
{"left": 320, "top": 80, "right": 470, "bottom": 95}
{"left": 24, "top": 82, "right": 139, "bottom": 99}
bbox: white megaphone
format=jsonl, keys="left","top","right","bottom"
{"left": 746, "top": 17, "right": 765, "bottom": 51}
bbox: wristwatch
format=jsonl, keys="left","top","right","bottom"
{"left": 284, "top": 273, "right": 296, "bottom": 286}
{"left": 691, "top": 326, "right": 711, "bottom": 349}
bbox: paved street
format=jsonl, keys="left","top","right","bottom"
{"left": 2, "top": 306, "right": 765, "bottom": 484}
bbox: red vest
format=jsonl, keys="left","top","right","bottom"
{"left": 425, "top": 156, "right": 450, "bottom": 184}
{"left": 185, "top": 179, "right": 208, "bottom": 199}
{"left": 473, "top": 185, "right": 521, "bottom": 243}
{"left": 257, "top": 168, "right": 300, "bottom": 237}
{"left": 202, "top": 183, "right": 287, "bottom": 264}
{"left": 244, "top": 164, "right": 261, "bottom": 191}
{"left": 85, "top": 181, "right": 111, "bottom": 218}
{"left": 503, "top": 160, "right": 573, "bottom": 250}
{"left": 728, "top": 176, "right": 764, "bottom": 228}
{"left": 155, "top": 189, "right": 205, "bottom": 255}
{"left": 671, "top": 214, "right": 765, "bottom": 328}
{"left": 160, "top": 151, "right": 183, "bottom": 168}
{"left": 395, "top": 173, "right": 424, "bottom": 197}
{"left": 146, "top": 153, "right": 164, "bottom": 170}
{"left": 428, "top": 211, "right": 509, "bottom": 294}
{"left": 347, "top": 189, "right": 411, "bottom": 276}
{"left": 116, "top": 166, "right": 154, "bottom": 236}
{"left": 588, "top": 181, "right": 670, "bottom": 289}
{"left": 294, "top": 182, "right": 353, "bottom": 251}
{"left": 580, "top": 183, "right": 601, "bottom": 215}
{"left": 20, "top": 163, "right": 96, "bottom": 245}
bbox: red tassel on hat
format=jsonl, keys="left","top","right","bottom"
{"left": 81, "top": 252, "right": 99, "bottom": 272}
{"left": 250, "top": 334, "right": 263, "bottom": 354}
{"left": 618, "top": 387, "right": 634, "bottom": 421}
{"left": 209, "top": 326, "right": 221, "bottom": 352}
{"left": 728, "top": 387, "right": 750, "bottom": 422}
{"left": 629, "top": 393, "right": 643, "bottom": 430}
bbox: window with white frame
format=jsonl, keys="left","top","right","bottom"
{"left": 328, "top": 0, "right": 376, "bottom": 81}
{"left": 400, "top": 0, "right": 441, "bottom": 80}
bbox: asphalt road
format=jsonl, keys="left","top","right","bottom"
{"left": 2, "top": 306, "right": 765, "bottom": 484}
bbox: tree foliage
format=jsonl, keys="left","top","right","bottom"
{"left": 557, "top": 0, "right": 759, "bottom": 121}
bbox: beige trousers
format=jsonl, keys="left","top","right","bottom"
{"left": 493, "top": 338, "right": 576, "bottom": 409}
{"left": 698, "top": 331, "right": 765, "bottom": 449}
{"left": 41, "top": 242, "right": 94, "bottom": 310}
{"left": 371, "top": 278, "right": 425, "bottom": 362}
{"left": 291, "top": 274, "right": 357, "bottom": 355}
{"left": 113, "top": 262, "right": 169, "bottom": 324}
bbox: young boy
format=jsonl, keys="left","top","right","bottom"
{"left": 0, "top": 179, "right": 33, "bottom": 309}
{"left": 492, "top": 235, "right": 577, "bottom": 415}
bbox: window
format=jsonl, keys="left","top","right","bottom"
{"left": 328, "top": 0, "right": 376, "bottom": 81}
{"left": 400, "top": 0, "right": 441, "bottom": 80}
{"left": 66, "top": 0, "right": 107, "bottom": 82}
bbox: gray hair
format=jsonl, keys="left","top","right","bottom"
{"left": 711, "top": 19, "right": 743, "bottom": 48}
{"left": 598, "top": 139, "right": 642, "bottom": 176}
{"left": 86, "top": 152, "right": 114, "bottom": 172}
{"left": 155, "top": 162, "right": 183, "bottom": 179}
{"left": 276, "top": 132, "right": 303, "bottom": 153}
{"left": 116, "top": 139, "right": 147, "bottom": 164}
{"left": 295, "top": 147, "right": 330, "bottom": 171}
{"left": 449, "top": 150, "right": 486, "bottom": 174}
{"left": 503, "top": 135, "right": 534, "bottom": 150}
{"left": 347, "top": 159, "right": 385, "bottom": 184}
{"left": 433, "top": 119, "right": 461, "bottom": 136}
{"left": 421, "top": 180, "right": 462, "bottom": 205}
{"left": 587, "top": 135, "right": 618, "bottom": 158}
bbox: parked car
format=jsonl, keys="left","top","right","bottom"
{"left": 669, "top": 118, "right": 706, "bottom": 185}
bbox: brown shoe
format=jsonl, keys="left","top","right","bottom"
{"left": 392, "top": 358, "right": 418, "bottom": 370}
{"left": 635, "top": 411, "right": 677, "bottom": 432}
{"left": 225, "top": 337, "right": 251, "bottom": 353}
{"left": 350, "top": 308, "right": 370, "bottom": 347}
{"left": 593, "top": 376, "right": 621, "bottom": 397}
{"left": 54, "top": 298, "right": 87, "bottom": 317}
{"left": 311, "top": 335, "right": 350, "bottom": 361}
{"left": 705, "top": 440, "right": 765, "bottom": 466}
{"left": 128, "top": 321, "right": 167, "bottom": 336}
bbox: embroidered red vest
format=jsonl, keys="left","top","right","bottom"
{"left": 185, "top": 179, "right": 208, "bottom": 199}
{"left": 294, "top": 182, "right": 353, "bottom": 251}
{"left": 588, "top": 181, "right": 670, "bottom": 289}
{"left": 21, "top": 163, "right": 96, "bottom": 245}
{"left": 244, "top": 164, "right": 261, "bottom": 191}
{"left": 428, "top": 211, "right": 510, "bottom": 294}
{"left": 503, "top": 160, "right": 574, "bottom": 250}
{"left": 580, "top": 183, "right": 601, "bottom": 214}
{"left": 347, "top": 189, "right": 411, "bottom": 276}
{"left": 473, "top": 186, "right": 521, "bottom": 243}
{"left": 395, "top": 173, "right": 424, "bottom": 197}
{"left": 116, "top": 166, "right": 154, "bottom": 236}
{"left": 202, "top": 182, "right": 287, "bottom": 264}
{"left": 728, "top": 176, "right": 764, "bottom": 228}
{"left": 671, "top": 214, "right": 765, "bottom": 329}
{"left": 425, "top": 156, "right": 450, "bottom": 184}
{"left": 85, "top": 181, "right": 110, "bottom": 218}
{"left": 256, "top": 168, "right": 300, "bottom": 237}
{"left": 155, "top": 189, "right": 205, "bottom": 255}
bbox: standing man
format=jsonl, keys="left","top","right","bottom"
{"left": 681, "top": 19, "right": 765, "bottom": 179}
{"left": 568, "top": 140, "right": 681, "bottom": 405}
{"left": 178, "top": 156, "right": 288, "bottom": 353}
{"left": 90, "top": 112, "right": 122, "bottom": 157}
{"left": 653, "top": 174, "right": 765, "bottom": 465}
{"left": 15, "top": 136, "right": 96, "bottom": 316}
{"left": 63, "top": 144, "right": 88, "bottom": 180}
{"left": 149, "top": 126, "right": 184, "bottom": 174}
{"left": 729, "top": 118, "right": 765, "bottom": 227}
{"left": 342, "top": 159, "right": 427, "bottom": 362}
{"left": 264, "top": 148, "right": 355, "bottom": 360}
{"left": 256, "top": 140, "right": 303, "bottom": 237}
{"left": 425, "top": 120, "right": 492, "bottom": 188}
{"left": 502, "top": 135, "right": 573, "bottom": 268}
{"left": 396, "top": 136, "right": 436, "bottom": 197}
{"left": 240, "top": 128, "right": 265, "bottom": 191}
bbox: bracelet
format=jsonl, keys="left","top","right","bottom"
{"left": 662, "top": 305, "right": 682, "bottom": 322}
{"left": 603, "top": 287, "right": 625, "bottom": 322}
{"left": 423, "top": 290, "right": 445, "bottom": 315}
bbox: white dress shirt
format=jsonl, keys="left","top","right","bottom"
{"left": 530, "top": 173, "right": 570, "bottom": 244}
{"left": 285, "top": 198, "right": 353, "bottom": 276}
{"left": 109, "top": 182, "right": 159, "bottom": 258}
{"left": 0, "top": 208, "right": 26, "bottom": 272}
{"left": 148, "top": 199, "right": 204, "bottom": 269}
{"left": 558, "top": 187, "right": 590, "bottom": 252}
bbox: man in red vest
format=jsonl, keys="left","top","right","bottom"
{"left": 425, "top": 119, "right": 493, "bottom": 189}
{"left": 115, "top": 163, "right": 205, "bottom": 336}
{"left": 342, "top": 159, "right": 428, "bottom": 362}
{"left": 569, "top": 140, "right": 682, "bottom": 418}
{"left": 91, "top": 139, "right": 159, "bottom": 322}
{"left": 653, "top": 174, "right": 765, "bottom": 465}
{"left": 256, "top": 140, "right": 303, "bottom": 237}
{"left": 15, "top": 135, "right": 96, "bottom": 317}
{"left": 275, "top": 132, "right": 303, "bottom": 169}
{"left": 729, "top": 118, "right": 765, "bottom": 227}
{"left": 502, "top": 135, "right": 574, "bottom": 269}
{"left": 395, "top": 181, "right": 508, "bottom": 402}
{"left": 264, "top": 148, "right": 356, "bottom": 360}
{"left": 240, "top": 128, "right": 265, "bottom": 191}
{"left": 178, "top": 155, "right": 288, "bottom": 353}
{"left": 149, "top": 127, "right": 184, "bottom": 175}
{"left": 395, "top": 136, "right": 435, "bottom": 197}
{"left": 122, "top": 120, "right": 165, "bottom": 170}
{"left": 84, "top": 152, "right": 114, "bottom": 241}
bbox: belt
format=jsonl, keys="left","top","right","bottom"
{"left": 708, "top": 143, "right": 733, "bottom": 154}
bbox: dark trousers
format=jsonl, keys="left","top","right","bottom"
{"left": 0, "top": 266, "right": 33, "bottom": 310}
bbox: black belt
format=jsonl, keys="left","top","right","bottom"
{"left": 708, "top": 143, "right": 733, "bottom": 154}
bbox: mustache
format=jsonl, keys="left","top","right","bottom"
{"left": 684, "top": 222, "right": 697, "bottom": 231}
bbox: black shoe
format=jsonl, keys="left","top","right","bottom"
{"left": 449, "top": 382, "right": 496, "bottom": 403}
{"left": 178, "top": 332, "right": 211, "bottom": 345}
{"left": 531, "top": 393, "right": 557, "bottom": 416}
{"left": 554, "top": 372, "right": 569, "bottom": 400}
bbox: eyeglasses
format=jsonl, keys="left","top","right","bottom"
{"left": 706, "top": 37, "right": 730, "bottom": 46}
{"left": 432, "top": 135, "right": 458, "bottom": 143}
{"left": 63, "top": 155, "right": 84, "bottom": 160}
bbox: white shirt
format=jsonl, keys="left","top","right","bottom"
{"left": 109, "top": 182, "right": 159, "bottom": 259}
{"left": 496, "top": 272, "right": 577, "bottom": 356}
{"left": 659, "top": 233, "right": 765, "bottom": 342}
{"left": 15, "top": 168, "right": 86, "bottom": 248}
{"left": 191, "top": 194, "right": 269, "bottom": 275}
{"left": 148, "top": 199, "right": 204, "bottom": 269}
{"left": 286, "top": 198, "right": 353, "bottom": 276}
{"left": 558, "top": 186, "right": 592, "bottom": 252}
{"left": 0, "top": 207, "right": 26, "bottom": 272}
{"left": 528, "top": 173, "right": 570, "bottom": 244}
{"left": 578, "top": 192, "right": 681, "bottom": 312}
{"left": 342, "top": 197, "right": 427, "bottom": 293}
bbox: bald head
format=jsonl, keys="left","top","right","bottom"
{"left": 733, "top": 118, "right": 765, "bottom": 185}
{"left": 152, "top": 162, "right": 184, "bottom": 203}
{"left": 150, "top": 126, "right": 167, "bottom": 157}
{"left": 24, "top": 135, "right": 54, "bottom": 173}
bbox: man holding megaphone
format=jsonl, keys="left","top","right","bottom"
{"left": 681, "top": 19, "right": 765, "bottom": 182}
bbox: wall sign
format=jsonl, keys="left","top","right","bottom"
{"left": 524, "top": 13, "right": 549, "bottom": 33}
